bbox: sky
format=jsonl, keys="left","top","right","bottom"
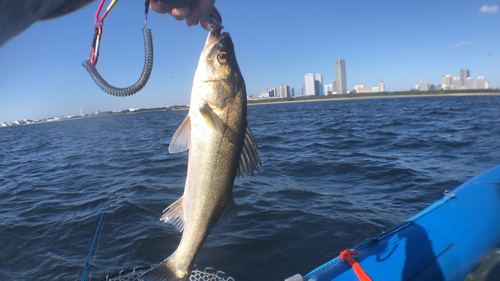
{"left": 1, "top": 0, "right": 499, "bottom": 123}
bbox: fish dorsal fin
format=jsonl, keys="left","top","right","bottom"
{"left": 160, "top": 197, "right": 185, "bottom": 232}
{"left": 169, "top": 114, "right": 191, "bottom": 154}
{"left": 219, "top": 192, "right": 238, "bottom": 221}
{"left": 200, "top": 103, "right": 225, "bottom": 136}
{"left": 237, "top": 125, "right": 261, "bottom": 177}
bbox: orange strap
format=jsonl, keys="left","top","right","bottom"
{"left": 339, "top": 249, "right": 373, "bottom": 281}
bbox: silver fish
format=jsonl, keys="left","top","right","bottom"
{"left": 141, "top": 30, "right": 260, "bottom": 281}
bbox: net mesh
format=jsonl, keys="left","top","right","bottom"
{"left": 101, "top": 266, "right": 235, "bottom": 281}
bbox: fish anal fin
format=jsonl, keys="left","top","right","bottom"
{"left": 160, "top": 197, "right": 185, "bottom": 232}
{"left": 169, "top": 115, "right": 191, "bottom": 154}
{"left": 219, "top": 193, "right": 238, "bottom": 221}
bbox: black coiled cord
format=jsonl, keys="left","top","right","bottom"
{"left": 82, "top": 29, "right": 154, "bottom": 97}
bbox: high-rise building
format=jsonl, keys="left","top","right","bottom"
{"left": 301, "top": 84, "right": 306, "bottom": 96}
{"left": 314, "top": 74, "right": 323, "bottom": 96}
{"left": 79, "top": 108, "right": 85, "bottom": 116}
{"left": 380, "top": 81, "right": 385, "bottom": 92}
{"left": 305, "top": 73, "right": 316, "bottom": 96}
{"left": 460, "top": 69, "right": 470, "bottom": 86}
{"left": 443, "top": 75, "right": 452, "bottom": 90}
{"left": 279, "top": 85, "right": 291, "bottom": 98}
{"left": 465, "top": 77, "right": 474, "bottom": 89}
{"left": 332, "top": 81, "right": 337, "bottom": 94}
{"left": 477, "top": 76, "right": 486, "bottom": 89}
{"left": 335, "top": 59, "right": 347, "bottom": 94}
{"left": 452, "top": 77, "right": 461, "bottom": 90}
{"left": 291, "top": 88, "right": 295, "bottom": 97}
{"left": 419, "top": 80, "right": 429, "bottom": 91}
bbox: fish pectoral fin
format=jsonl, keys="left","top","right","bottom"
{"left": 219, "top": 193, "right": 238, "bottom": 221}
{"left": 169, "top": 114, "right": 191, "bottom": 154}
{"left": 237, "top": 125, "right": 262, "bottom": 177}
{"left": 200, "top": 103, "right": 226, "bottom": 136}
{"left": 160, "top": 197, "right": 185, "bottom": 232}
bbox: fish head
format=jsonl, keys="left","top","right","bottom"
{"left": 194, "top": 31, "right": 245, "bottom": 110}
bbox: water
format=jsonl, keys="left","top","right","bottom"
{"left": 1, "top": 95, "right": 500, "bottom": 281}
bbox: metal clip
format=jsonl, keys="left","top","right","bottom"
{"left": 89, "top": 24, "right": 103, "bottom": 66}
{"left": 443, "top": 190, "right": 457, "bottom": 199}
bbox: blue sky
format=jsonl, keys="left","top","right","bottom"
{"left": 1, "top": 0, "right": 499, "bottom": 123}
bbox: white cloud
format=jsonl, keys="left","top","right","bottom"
{"left": 480, "top": 5, "right": 499, "bottom": 13}
{"left": 447, "top": 41, "right": 473, "bottom": 49}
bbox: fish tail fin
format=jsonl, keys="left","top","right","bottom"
{"left": 141, "top": 258, "right": 189, "bottom": 281}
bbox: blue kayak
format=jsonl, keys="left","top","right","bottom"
{"left": 291, "top": 164, "right": 500, "bottom": 281}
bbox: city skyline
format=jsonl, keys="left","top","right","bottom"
{"left": 259, "top": 66, "right": 496, "bottom": 98}
{"left": 1, "top": 0, "right": 499, "bottom": 123}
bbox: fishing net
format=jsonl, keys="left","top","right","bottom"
{"left": 101, "top": 266, "right": 235, "bottom": 281}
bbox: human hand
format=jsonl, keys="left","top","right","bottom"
{"left": 149, "top": 0, "right": 216, "bottom": 27}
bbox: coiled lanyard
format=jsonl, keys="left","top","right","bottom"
{"left": 82, "top": 0, "right": 153, "bottom": 97}
{"left": 82, "top": 0, "right": 224, "bottom": 98}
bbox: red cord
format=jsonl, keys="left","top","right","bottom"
{"left": 339, "top": 249, "right": 373, "bottom": 281}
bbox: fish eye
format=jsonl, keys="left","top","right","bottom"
{"left": 217, "top": 51, "right": 230, "bottom": 64}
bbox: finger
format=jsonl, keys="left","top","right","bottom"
{"left": 171, "top": 7, "right": 190, "bottom": 20}
{"left": 186, "top": 0, "right": 216, "bottom": 26}
{"left": 149, "top": 0, "right": 171, "bottom": 14}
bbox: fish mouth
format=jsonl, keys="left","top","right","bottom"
{"left": 203, "top": 31, "right": 229, "bottom": 59}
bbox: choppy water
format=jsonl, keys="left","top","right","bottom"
{"left": 1, "top": 95, "right": 500, "bottom": 281}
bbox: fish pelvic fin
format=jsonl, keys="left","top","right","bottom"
{"left": 141, "top": 257, "right": 190, "bottom": 281}
{"left": 160, "top": 197, "right": 185, "bottom": 232}
{"left": 219, "top": 192, "right": 238, "bottom": 221}
{"left": 237, "top": 125, "right": 261, "bottom": 177}
{"left": 169, "top": 114, "right": 191, "bottom": 154}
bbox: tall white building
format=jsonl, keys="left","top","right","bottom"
{"left": 279, "top": 85, "right": 291, "bottom": 98}
{"left": 314, "top": 74, "right": 323, "bottom": 96}
{"left": 443, "top": 75, "right": 452, "bottom": 90}
{"left": 465, "top": 77, "right": 474, "bottom": 89}
{"left": 380, "top": 81, "right": 385, "bottom": 92}
{"left": 419, "top": 80, "right": 429, "bottom": 91}
{"left": 477, "top": 76, "right": 486, "bottom": 89}
{"left": 452, "top": 77, "right": 461, "bottom": 89}
{"left": 305, "top": 73, "right": 316, "bottom": 96}
{"left": 335, "top": 59, "right": 347, "bottom": 94}
{"left": 79, "top": 108, "right": 85, "bottom": 116}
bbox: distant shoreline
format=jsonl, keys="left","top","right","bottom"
{"left": 2, "top": 91, "right": 500, "bottom": 128}
{"left": 247, "top": 91, "right": 500, "bottom": 106}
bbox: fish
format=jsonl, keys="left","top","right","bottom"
{"left": 141, "top": 30, "right": 261, "bottom": 281}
